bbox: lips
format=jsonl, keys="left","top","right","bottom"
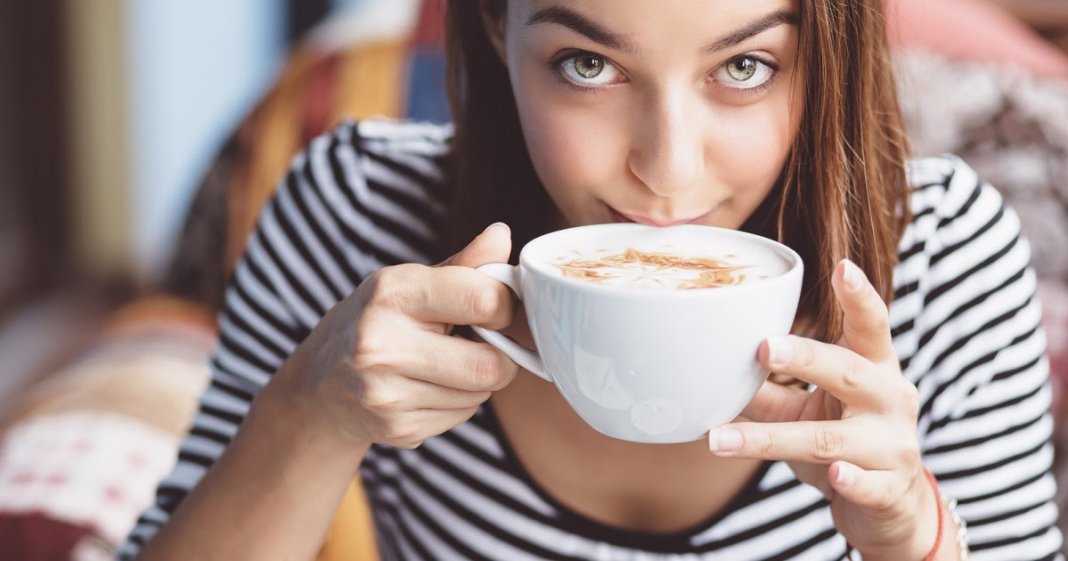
{"left": 609, "top": 207, "right": 712, "bottom": 227}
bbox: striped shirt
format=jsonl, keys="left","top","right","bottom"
{"left": 121, "top": 119, "right": 1063, "bottom": 560}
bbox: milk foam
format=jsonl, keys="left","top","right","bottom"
{"left": 553, "top": 247, "right": 755, "bottom": 290}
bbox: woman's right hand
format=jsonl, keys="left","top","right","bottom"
{"left": 276, "top": 222, "right": 519, "bottom": 450}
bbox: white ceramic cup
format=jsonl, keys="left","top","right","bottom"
{"left": 472, "top": 223, "right": 803, "bottom": 443}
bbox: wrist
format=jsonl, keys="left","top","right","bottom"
{"left": 275, "top": 328, "right": 376, "bottom": 446}
{"left": 855, "top": 467, "right": 967, "bottom": 561}
{"left": 854, "top": 467, "right": 941, "bottom": 561}
{"left": 260, "top": 365, "right": 371, "bottom": 473}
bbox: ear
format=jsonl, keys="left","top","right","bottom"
{"left": 478, "top": 0, "right": 508, "bottom": 65}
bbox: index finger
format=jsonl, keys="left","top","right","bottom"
{"left": 834, "top": 259, "right": 895, "bottom": 364}
{"left": 709, "top": 419, "right": 885, "bottom": 466}
{"left": 383, "top": 265, "right": 516, "bottom": 330}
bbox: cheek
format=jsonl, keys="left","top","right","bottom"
{"left": 711, "top": 95, "right": 797, "bottom": 203}
{"left": 511, "top": 69, "right": 625, "bottom": 217}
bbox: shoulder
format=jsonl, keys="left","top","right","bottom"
{"left": 899, "top": 155, "right": 1018, "bottom": 268}
{"left": 904, "top": 155, "right": 990, "bottom": 224}
{"left": 347, "top": 118, "right": 454, "bottom": 155}
{"left": 295, "top": 118, "right": 455, "bottom": 200}
{"left": 326, "top": 118, "right": 454, "bottom": 176}
{"left": 277, "top": 118, "right": 455, "bottom": 265}
{"left": 893, "top": 155, "right": 1037, "bottom": 383}
{"left": 231, "top": 119, "right": 455, "bottom": 328}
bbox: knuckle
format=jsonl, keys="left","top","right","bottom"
{"left": 899, "top": 383, "right": 921, "bottom": 417}
{"left": 382, "top": 420, "right": 419, "bottom": 445}
{"left": 463, "top": 285, "right": 500, "bottom": 322}
{"left": 469, "top": 350, "right": 505, "bottom": 390}
{"left": 893, "top": 439, "right": 921, "bottom": 467}
{"left": 868, "top": 301, "right": 891, "bottom": 332}
{"left": 876, "top": 476, "right": 915, "bottom": 514}
{"left": 755, "top": 432, "right": 775, "bottom": 456}
{"left": 368, "top": 265, "right": 419, "bottom": 309}
{"left": 813, "top": 427, "right": 845, "bottom": 462}
{"left": 352, "top": 332, "right": 389, "bottom": 372}
{"left": 391, "top": 262, "right": 425, "bottom": 278}
{"left": 842, "top": 358, "right": 864, "bottom": 391}
{"left": 365, "top": 273, "right": 397, "bottom": 309}
{"left": 360, "top": 380, "right": 403, "bottom": 410}
{"left": 870, "top": 485, "right": 898, "bottom": 512}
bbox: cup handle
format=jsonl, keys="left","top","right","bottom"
{"left": 470, "top": 263, "right": 552, "bottom": 382}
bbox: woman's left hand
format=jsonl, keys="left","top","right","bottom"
{"left": 708, "top": 259, "right": 938, "bottom": 560}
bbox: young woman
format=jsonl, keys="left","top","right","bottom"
{"left": 122, "top": 1, "right": 1062, "bottom": 559}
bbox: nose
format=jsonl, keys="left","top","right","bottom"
{"left": 627, "top": 89, "right": 705, "bottom": 198}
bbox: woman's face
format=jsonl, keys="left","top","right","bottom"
{"left": 488, "top": 0, "right": 802, "bottom": 229}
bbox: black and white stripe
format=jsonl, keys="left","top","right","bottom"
{"left": 119, "top": 123, "right": 1062, "bottom": 560}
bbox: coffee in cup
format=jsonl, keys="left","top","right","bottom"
{"left": 554, "top": 247, "right": 756, "bottom": 289}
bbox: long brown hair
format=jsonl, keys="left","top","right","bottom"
{"left": 444, "top": 1, "right": 910, "bottom": 344}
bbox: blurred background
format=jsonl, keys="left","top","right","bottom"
{"left": 2, "top": 0, "right": 343, "bottom": 400}
{"left": 0, "top": 0, "right": 1066, "bottom": 559}
{"left": 0, "top": 0, "right": 452, "bottom": 411}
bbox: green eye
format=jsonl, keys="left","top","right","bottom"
{"left": 714, "top": 55, "right": 776, "bottom": 91}
{"left": 556, "top": 51, "right": 623, "bottom": 88}
{"left": 574, "top": 55, "right": 605, "bottom": 79}
{"left": 726, "top": 57, "right": 758, "bottom": 81}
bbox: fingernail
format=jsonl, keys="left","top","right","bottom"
{"left": 835, "top": 462, "right": 857, "bottom": 487}
{"left": 709, "top": 428, "right": 743, "bottom": 454}
{"left": 766, "top": 337, "right": 793, "bottom": 367}
{"left": 486, "top": 222, "right": 510, "bottom": 235}
{"left": 842, "top": 259, "right": 864, "bottom": 291}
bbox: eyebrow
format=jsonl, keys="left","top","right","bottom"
{"left": 525, "top": 6, "right": 798, "bottom": 55}
{"left": 704, "top": 10, "right": 798, "bottom": 54}
{"left": 526, "top": 5, "right": 635, "bottom": 53}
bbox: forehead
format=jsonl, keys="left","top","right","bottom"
{"left": 509, "top": 0, "right": 798, "bottom": 50}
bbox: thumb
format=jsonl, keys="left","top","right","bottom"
{"left": 439, "top": 222, "right": 512, "bottom": 268}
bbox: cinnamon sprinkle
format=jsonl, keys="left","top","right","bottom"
{"left": 557, "top": 248, "right": 747, "bottom": 289}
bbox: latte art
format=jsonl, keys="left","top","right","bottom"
{"left": 556, "top": 248, "right": 749, "bottom": 289}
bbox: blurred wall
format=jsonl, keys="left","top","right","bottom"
{"left": 1, "top": 2, "right": 73, "bottom": 304}
{"left": 126, "top": 0, "right": 286, "bottom": 277}
{"left": 65, "top": 0, "right": 296, "bottom": 281}
{"left": 66, "top": 0, "right": 131, "bottom": 282}
{"left": 0, "top": 0, "right": 368, "bottom": 294}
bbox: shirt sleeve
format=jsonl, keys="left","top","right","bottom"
{"left": 117, "top": 120, "right": 449, "bottom": 559}
{"left": 901, "top": 156, "right": 1063, "bottom": 559}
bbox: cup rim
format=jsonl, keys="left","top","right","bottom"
{"left": 518, "top": 223, "right": 803, "bottom": 298}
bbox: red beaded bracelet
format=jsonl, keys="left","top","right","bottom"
{"left": 922, "top": 466, "right": 945, "bottom": 561}
{"left": 922, "top": 466, "right": 970, "bottom": 560}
